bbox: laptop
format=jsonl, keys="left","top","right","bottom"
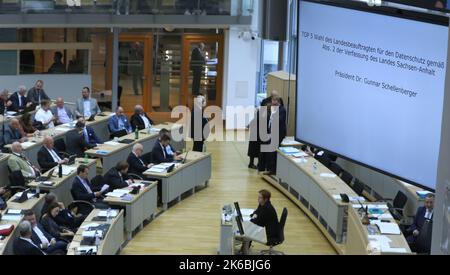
{"left": 87, "top": 114, "right": 96, "bottom": 122}
{"left": 67, "top": 155, "right": 77, "bottom": 166}
{"left": 12, "top": 189, "right": 30, "bottom": 203}
{"left": 36, "top": 168, "right": 55, "bottom": 182}
{"left": 235, "top": 216, "right": 245, "bottom": 236}
{"left": 166, "top": 164, "right": 176, "bottom": 173}
{"left": 111, "top": 129, "right": 128, "bottom": 139}
{"left": 234, "top": 202, "right": 243, "bottom": 222}
{"left": 119, "top": 139, "right": 135, "bottom": 145}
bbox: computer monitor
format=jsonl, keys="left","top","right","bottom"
{"left": 181, "top": 150, "right": 190, "bottom": 164}
{"left": 235, "top": 216, "right": 245, "bottom": 236}
{"left": 234, "top": 202, "right": 243, "bottom": 222}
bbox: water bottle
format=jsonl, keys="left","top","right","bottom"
{"left": 95, "top": 230, "right": 101, "bottom": 247}
{"left": 313, "top": 162, "right": 318, "bottom": 175}
{"left": 135, "top": 128, "right": 139, "bottom": 140}
{"left": 84, "top": 153, "right": 88, "bottom": 164}
{"left": 147, "top": 124, "right": 152, "bottom": 134}
{"left": 106, "top": 208, "right": 112, "bottom": 223}
{"left": 58, "top": 164, "right": 62, "bottom": 178}
{"left": 35, "top": 182, "right": 40, "bottom": 195}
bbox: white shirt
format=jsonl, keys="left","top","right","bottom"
{"left": 57, "top": 107, "right": 71, "bottom": 124}
{"left": 33, "top": 226, "right": 49, "bottom": 247}
{"left": 140, "top": 114, "right": 152, "bottom": 129}
{"left": 83, "top": 100, "right": 91, "bottom": 117}
{"left": 425, "top": 209, "right": 433, "bottom": 220}
{"left": 46, "top": 147, "right": 61, "bottom": 162}
{"left": 35, "top": 108, "right": 54, "bottom": 128}
{"left": 159, "top": 142, "right": 166, "bottom": 159}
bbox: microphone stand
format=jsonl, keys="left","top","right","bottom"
{"left": 2, "top": 103, "right": 7, "bottom": 152}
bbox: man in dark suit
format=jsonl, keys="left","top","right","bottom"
{"left": 27, "top": 80, "right": 50, "bottom": 105}
{"left": 260, "top": 90, "right": 284, "bottom": 107}
{"left": 266, "top": 96, "right": 286, "bottom": 175}
{"left": 190, "top": 43, "right": 206, "bottom": 95}
{"left": 130, "top": 104, "right": 154, "bottom": 131}
{"left": 71, "top": 165, "right": 108, "bottom": 214}
{"left": 127, "top": 143, "right": 152, "bottom": 177}
{"left": 8, "top": 85, "right": 31, "bottom": 112}
{"left": 37, "top": 136, "right": 68, "bottom": 173}
{"left": 3, "top": 118, "right": 27, "bottom": 146}
{"left": 151, "top": 134, "right": 182, "bottom": 164}
{"left": 23, "top": 210, "right": 67, "bottom": 255}
{"left": 78, "top": 118, "right": 103, "bottom": 146}
{"left": 104, "top": 162, "right": 132, "bottom": 192}
{"left": 13, "top": 221, "right": 46, "bottom": 255}
{"left": 406, "top": 194, "right": 435, "bottom": 246}
{"left": 66, "top": 121, "right": 96, "bottom": 157}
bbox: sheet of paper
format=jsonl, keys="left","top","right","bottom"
{"left": 80, "top": 223, "right": 100, "bottom": 230}
{"left": 7, "top": 209, "right": 22, "bottom": 215}
{"left": 280, "top": 147, "right": 300, "bottom": 154}
{"left": 82, "top": 231, "right": 103, "bottom": 238}
{"left": 61, "top": 165, "right": 76, "bottom": 176}
{"left": 97, "top": 210, "right": 118, "bottom": 218}
{"left": 1, "top": 215, "right": 22, "bottom": 221}
{"left": 292, "top": 151, "right": 308, "bottom": 158}
{"left": 146, "top": 166, "right": 166, "bottom": 173}
{"left": 381, "top": 247, "right": 408, "bottom": 253}
{"left": 21, "top": 141, "right": 35, "bottom": 148}
{"left": 320, "top": 173, "right": 337, "bottom": 178}
{"left": 293, "top": 158, "right": 307, "bottom": 164}
{"left": 104, "top": 141, "right": 121, "bottom": 146}
{"left": 105, "top": 192, "right": 124, "bottom": 198}
{"left": 240, "top": 208, "right": 254, "bottom": 216}
{"left": 14, "top": 192, "right": 35, "bottom": 199}
{"left": 371, "top": 220, "right": 401, "bottom": 235}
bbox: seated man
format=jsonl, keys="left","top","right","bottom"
{"left": 78, "top": 118, "right": 103, "bottom": 146}
{"left": 37, "top": 136, "right": 69, "bottom": 173}
{"left": 108, "top": 106, "right": 132, "bottom": 138}
{"left": 130, "top": 104, "right": 154, "bottom": 131}
{"left": 13, "top": 221, "right": 46, "bottom": 255}
{"left": 51, "top": 97, "right": 75, "bottom": 125}
{"left": 71, "top": 165, "right": 109, "bottom": 214}
{"left": 8, "top": 142, "right": 40, "bottom": 180}
{"left": 151, "top": 133, "right": 182, "bottom": 164}
{"left": 127, "top": 143, "right": 153, "bottom": 177}
{"left": 3, "top": 118, "right": 27, "bottom": 146}
{"left": 8, "top": 85, "right": 31, "bottom": 112}
{"left": 104, "top": 161, "right": 133, "bottom": 192}
{"left": 406, "top": 193, "right": 435, "bottom": 248}
{"left": 158, "top": 128, "right": 181, "bottom": 157}
{"left": 41, "top": 193, "right": 85, "bottom": 231}
{"left": 75, "top": 87, "right": 101, "bottom": 118}
{"left": 66, "top": 121, "right": 96, "bottom": 157}
{"left": 34, "top": 100, "right": 56, "bottom": 129}
{"left": 23, "top": 210, "right": 67, "bottom": 255}
{"left": 27, "top": 80, "right": 50, "bottom": 106}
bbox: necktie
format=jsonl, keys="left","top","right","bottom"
{"left": 84, "top": 128, "right": 90, "bottom": 144}
{"left": 49, "top": 150, "right": 61, "bottom": 162}
{"left": 18, "top": 95, "right": 22, "bottom": 107}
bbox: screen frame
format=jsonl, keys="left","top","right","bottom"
{"left": 295, "top": 0, "right": 449, "bottom": 191}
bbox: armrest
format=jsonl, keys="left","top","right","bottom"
{"left": 127, "top": 173, "right": 143, "bottom": 180}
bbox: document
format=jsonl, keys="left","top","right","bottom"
{"left": 104, "top": 141, "right": 121, "bottom": 146}
{"left": 82, "top": 231, "right": 103, "bottom": 238}
{"left": 292, "top": 151, "right": 308, "bottom": 158}
{"left": 280, "top": 147, "right": 300, "bottom": 154}
{"left": 21, "top": 141, "right": 35, "bottom": 148}
{"left": 371, "top": 220, "right": 401, "bottom": 235}
{"left": 61, "top": 165, "right": 76, "bottom": 176}
{"left": 41, "top": 181, "right": 54, "bottom": 186}
{"left": 381, "top": 247, "right": 408, "bottom": 253}
{"left": 1, "top": 215, "right": 22, "bottom": 221}
{"left": 80, "top": 223, "right": 100, "bottom": 230}
{"left": 240, "top": 209, "right": 254, "bottom": 216}
{"left": 98, "top": 210, "right": 118, "bottom": 218}
{"left": 146, "top": 166, "right": 167, "bottom": 174}
{"left": 7, "top": 209, "right": 22, "bottom": 215}
{"left": 320, "top": 173, "right": 337, "bottom": 178}
{"left": 293, "top": 158, "right": 308, "bottom": 164}
{"left": 105, "top": 192, "right": 125, "bottom": 198}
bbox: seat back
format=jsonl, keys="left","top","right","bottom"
{"left": 353, "top": 179, "right": 364, "bottom": 196}
{"left": 90, "top": 175, "right": 105, "bottom": 190}
{"left": 340, "top": 170, "right": 353, "bottom": 185}
{"left": 329, "top": 162, "right": 342, "bottom": 176}
{"left": 393, "top": 191, "right": 408, "bottom": 209}
{"left": 8, "top": 170, "right": 26, "bottom": 188}
{"left": 278, "top": 208, "right": 288, "bottom": 244}
{"left": 415, "top": 219, "right": 433, "bottom": 254}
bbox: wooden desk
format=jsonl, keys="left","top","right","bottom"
{"left": 272, "top": 150, "right": 362, "bottom": 254}
{"left": 27, "top": 158, "right": 97, "bottom": 206}
{"left": 104, "top": 181, "right": 158, "bottom": 240}
{"left": 346, "top": 205, "right": 413, "bottom": 255}
{"left": 67, "top": 209, "right": 124, "bottom": 255}
{"left": 0, "top": 153, "right": 10, "bottom": 188}
{"left": 0, "top": 194, "right": 45, "bottom": 255}
{"left": 143, "top": 151, "right": 211, "bottom": 211}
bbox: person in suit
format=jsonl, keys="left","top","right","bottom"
{"left": 37, "top": 136, "right": 69, "bottom": 173}
{"left": 247, "top": 108, "right": 260, "bottom": 169}
{"left": 191, "top": 93, "right": 209, "bottom": 152}
{"left": 257, "top": 102, "right": 272, "bottom": 173}
{"left": 47, "top": 51, "right": 66, "bottom": 74}
{"left": 51, "top": 97, "right": 75, "bottom": 125}
{"left": 151, "top": 134, "right": 182, "bottom": 164}
{"left": 34, "top": 100, "right": 56, "bottom": 129}
{"left": 41, "top": 193, "right": 85, "bottom": 232}
{"left": 105, "top": 162, "right": 133, "bottom": 192}
{"left": 127, "top": 143, "right": 153, "bottom": 177}
{"left": 108, "top": 106, "right": 132, "bottom": 137}
{"left": 0, "top": 89, "right": 12, "bottom": 115}
{"left": 13, "top": 221, "right": 46, "bottom": 255}
{"left": 190, "top": 43, "right": 206, "bottom": 95}
{"left": 65, "top": 121, "right": 96, "bottom": 157}
{"left": 3, "top": 118, "right": 27, "bottom": 146}
{"left": 260, "top": 90, "right": 284, "bottom": 107}
{"left": 78, "top": 118, "right": 103, "bottom": 146}
{"left": 41, "top": 202, "right": 75, "bottom": 242}
{"left": 130, "top": 104, "right": 154, "bottom": 131}
{"left": 8, "top": 142, "right": 40, "bottom": 179}
{"left": 71, "top": 165, "right": 109, "bottom": 214}
{"left": 8, "top": 85, "right": 31, "bottom": 112}
{"left": 27, "top": 80, "right": 50, "bottom": 106}
{"left": 406, "top": 194, "right": 435, "bottom": 246}
{"left": 23, "top": 210, "right": 67, "bottom": 255}
{"left": 264, "top": 96, "right": 286, "bottom": 175}
{"left": 75, "top": 87, "right": 101, "bottom": 118}
{"left": 250, "top": 190, "right": 281, "bottom": 245}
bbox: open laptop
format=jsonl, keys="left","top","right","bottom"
{"left": 234, "top": 202, "right": 243, "bottom": 222}
{"left": 67, "top": 155, "right": 77, "bottom": 166}
{"left": 36, "top": 168, "right": 55, "bottom": 182}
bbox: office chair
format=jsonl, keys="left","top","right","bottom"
{"left": 329, "top": 162, "right": 342, "bottom": 176}
{"left": 127, "top": 173, "right": 143, "bottom": 181}
{"left": 317, "top": 155, "right": 331, "bottom": 168}
{"left": 90, "top": 175, "right": 105, "bottom": 191}
{"left": 340, "top": 170, "right": 353, "bottom": 185}
{"left": 260, "top": 208, "right": 288, "bottom": 255}
{"left": 68, "top": 200, "right": 95, "bottom": 216}
{"left": 54, "top": 139, "right": 66, "bottom": 153}
{"left": 323, "top": 152, "right": 338, "bottom": 162}
{"left": 8, "top": 168, "right": 27, "bottom": 189}
{"left": 415, "top": 219, "right": 433, "bottom": 255}
{"left": 352, "top": 179, "right": 365, "bottom": 197}
{"left": 385, "top": 191, "right": 408, "bottom": 221}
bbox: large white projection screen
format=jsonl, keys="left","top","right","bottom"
{"left": 296, "top": 1, "right": 448, "bottom": 190}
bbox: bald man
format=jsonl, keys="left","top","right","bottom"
{"left": 3, "top": 118, "right": 27, "bottom": 145}
{"left": 8, "top": 85, "right": 31, "bottom": 112}
{"left": 108, "top": 106, "right": 132, "bottom": 138}
{"left": 51, "top": 98, "right": 75, "bottom": 125}
{"left": 127, "top": 143, "right": 153, "bottom": 177}
{"left": 8, "top": 142, "right": 39, "bottom": 179}
{"left": 130, "top": 105, "right": 154, "bottom": 131}
{"left": 37, "top": 136, "right": 68, "bottom": 173}
{"left": 261, "top": 90, "right": 284, "bottom": 107}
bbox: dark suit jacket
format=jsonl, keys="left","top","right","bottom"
{"left": 13, "top": 237, "right": 46, "bottom": 256}
{"left": 40, "top": 215, "right": 64, "bottom": 239}
{"left": 26, "top": 88, "right": 50, "bottom": 105}
{"left": 85, "top": 126, "right": 102, "bottom": 145}
{"left": 71, "top": 176, "right": 96, "bottom": 203}
{"left": 408, "top": 207, "right": 433, "bottom": 233}
{"left": 66, "top": 129, "right": 93, "bottom": 157}
{"left": 127, "top": 152, "right": 148, "bottom": 176}
{"left": 37, "top": 146, "right": 62, "bottom": 173}
{"left": 130, "top": 113, "right": 154, "bottom": 131}
{"left": 151, "top": 141, "right": 174, "bottom": 164}
{"left": 261, "top": 96, "right": 284, "bottom": 107}
{"left": 3, "top": 124, "right": 23, "bottom": 145}
{"left": 104, "top": 167, "right": 129, "bottom": 192}
{"left": 251, "top": 201, "right": 281, "bottom": 244}
{"left": 8, "top": 92, "right": 28, "bottom": 112}
{"left": 31, "top": 224, "right": 54, "bottom": 248}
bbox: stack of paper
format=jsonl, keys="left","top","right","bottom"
{"left": 7, "top": 209, "right": 22, "bottom": 215}
{"left": 104, "top": 141, "right": 121, "bottom": 146}
{"left": 21, "top": 141, "right": 35, "bottom": 148}
{"left": 371, "top": 220, "right": 401, "bottom": 235}
{"left": 293, "top": 158, "right": 308, "bottom": 164}
{"left": 292, "top": 151, "right": 308, "bottom": 158}
{"left": 1, "top": 215, "right": 22, "bottom": 221}
{"left": 320, "top": 173, "right": 337, "bottom": 178}
{"left": 80, "top": 223, "right": 100, "bottom": 230}
{"left": 77, "top": 246, "right": 98, "bottom": 253}
{"left": 106, "top": 189, "right": 130, "bottom": 198}
{"left": 82, "top": 231, "right": 103, "bottom": 238}
{"left": 280, "top": 147, "right": 300, "bottom": 154}
{"left": 61, "top": 165, "right": 77, "bottom": 176}
{"left": 98, "top": 210, "right": 118, "bottom": 218}
{"left": 146, "top": 166, "right": 166, "bottom": 173}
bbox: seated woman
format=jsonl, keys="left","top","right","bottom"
{"left": 250, "top": 190, "right": 281, "bottom": 245}
{"left": 41, "top": 193, "right": 85, "bottom": 232}
{"left": 19, "top": 112, "right": 39, "bottom": 136}
{"left": 40, "top": 202, "right": 75, "bottom": 242}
